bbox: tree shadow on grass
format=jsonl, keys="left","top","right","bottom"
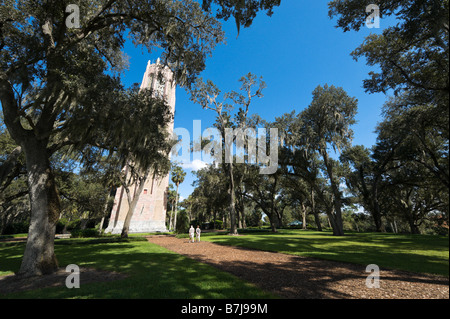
{"left": 185, "top": 246, "right": 449, "bottom": 299}
{"left": 209, "top": 233, "right": 449, "bottom": 277}
{"left": 0, "top": 267, "right": 128, "bottom": 295}
{"left": 0, "top": 240, "right": 272, "bottom": 299}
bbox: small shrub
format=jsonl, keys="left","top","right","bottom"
{"left": 213, "top": 220, "right": 224, "bottom": 230}
{"left": 3, "top": 221, "right": 30, "bottom": 235}
{"left": 175, "top": 212, "right": 190, "bottom": 234}
{"left": 70, "top": 228, "right": 100, "bottom": 238}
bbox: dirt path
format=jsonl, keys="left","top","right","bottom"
{"left": 147, "top": 236, "right": 449, "bottom": 299}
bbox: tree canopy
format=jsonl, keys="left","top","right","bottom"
{"left": 0, "top": 0, "right": 282, "bottom": 277}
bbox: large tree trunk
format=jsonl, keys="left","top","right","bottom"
{"left": 265, "top": 206, "right": 280, "bottom": 233}
{"left": 269, "top": 220, "right": 278, "bottom": 233}
{"left": 311, "top": 187, "right": 322, "bottom": 231}
{"left": 173, "top": 183, "right": 179, "bottom": 232}
{"left": 121, "top": 171, "right": 148, "bottom": 238}
{"left": 327, "top": 211, "right": 341, "bottom": 235}
{"left": 240, "top": 201, "right": 247, "bottom": 229}
{"left": 359, "top": 167, "right": 384, "bottom": 232}
{"left": 405, "top": 208, "right": 421, "bottom": 234}
{"left": 2, "top": 74, "right": 62, "bottom": 277}
{"left": 408, "top": 220, "right": 421, "bottom": 234}
{"left": 18, "top": 140, "right": 60, "bottom": 277}
{"left": 228, "top": 163, "right": 238, "bottom": 235}
{"left": 169, "top": 198, "right": 175, "bottom": 231}
{"left": 321, "top": 150, "right": 344, "bottom": 236}
{"left": 99, "top": 187, "right": 115, "bottom": 233}
{"left": 121, "top": 198, "right": 138, "bottom": 238}
{"left": 237, "top": 205, "right": 242, "bottom": 229}
{"left": 301, "top": 202, "right": 307, "bottom": 230}
{"left": 371, "top": 185, "right": 385, "bottom": 232}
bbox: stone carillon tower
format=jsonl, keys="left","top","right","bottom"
{"left": 105, "top": 59, "right": 175, "bottom": 234}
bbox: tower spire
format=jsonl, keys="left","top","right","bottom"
{"left": 105, "top": 59, "right": 176, "bottom": 234}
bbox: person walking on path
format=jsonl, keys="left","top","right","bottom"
{"left": 196, "top": 225, "right": 201, "bottom": 243}
{"left": 189, "top": 225, "right": 195, "bottom": 243}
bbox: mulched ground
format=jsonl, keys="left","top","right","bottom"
{"left": 0, "top": 268, "right": 127, "bottom": 295}
{"left": 147, "top": 236, "right": 449, "bottom": 299}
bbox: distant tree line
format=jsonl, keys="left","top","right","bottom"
{"left": 181, "top": 0, "right": 449, "bottom": 236}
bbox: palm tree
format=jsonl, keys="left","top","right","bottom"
{"left": 170, "top": 164, "right": 186, "bottom": 231}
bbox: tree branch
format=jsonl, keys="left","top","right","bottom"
{"left": 0, "top": 71, "right": 27, "bottom": 143}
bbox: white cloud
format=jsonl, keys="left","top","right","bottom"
{"left": 181, "top": 159, "right": 208, "bottom": 171}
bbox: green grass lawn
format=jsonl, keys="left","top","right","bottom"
{"left": 200, "top": 229, "right": 449, "bottom": 277}
{"left": 0, "top": 237, "right": 274, "bottom": 299}
{"left": 1, "top": 230, "right": 448, "bottom": 298}
{"left": 0, "top": 233, "right": 28, "bottom": 240}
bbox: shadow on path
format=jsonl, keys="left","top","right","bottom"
{"left": 148, "top": 236, "right": 449, "bottom": 299}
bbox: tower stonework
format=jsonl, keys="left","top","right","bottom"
{"left": 105, "top": 60, "right": 175, "bottom": 234}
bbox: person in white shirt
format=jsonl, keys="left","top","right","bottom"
{"left": 196, "top": 225, "right": 201, "bottom": 243}
{"left": 189, "top": 225, "right": 195, "bottom": 243}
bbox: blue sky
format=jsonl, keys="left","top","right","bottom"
{"left": 120, "top": 1, "right": 389, "bottom": 200}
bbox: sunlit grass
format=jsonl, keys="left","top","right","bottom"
{"left": 201, "top": 229, "right": 449, "bottom": 276}
{"left": 0, "top": 238, "right": 275, "bottom": 299}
